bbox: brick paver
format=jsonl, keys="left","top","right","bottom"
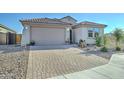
{"left": 26, "top": 48, "right": 108, "bottom": 79}
{"left": 52, "top": 53, "right": 124, "bottom": 79}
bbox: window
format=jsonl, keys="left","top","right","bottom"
{"left": 88, "top": 27, "right": 100, "bottom": 38}
{"left": 88, "top": 30, "right": 93, "bottom": 37}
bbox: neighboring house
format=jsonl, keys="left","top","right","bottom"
{"left": 0, "top": 24, "right": 16, "bottom": 45}
{"left": 20, "top": 16, "right": 107, "bottom": 46}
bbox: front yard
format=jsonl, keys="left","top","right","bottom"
{"left": 81, "top": 45, "right": 124, "bottom": 59}
{"left": 0, "top": 44, "right": 123, "bottom": 79}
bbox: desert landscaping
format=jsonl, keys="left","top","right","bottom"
{"left": 0, "top": 45, "right": 29, "bottom": 79}
{"left": 0, "top": 35, "right": 124, "bottom": 79}
{"left": 0, "top": 28, "right": 124, "bottom": 79}
{"left": 0, "top": 14, "right": 124, "bottom": 79}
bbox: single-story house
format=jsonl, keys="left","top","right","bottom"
{"left": 20, "top": 16, "right": 107, "bottom": 46}
{"left": 0, "top": 24, "right": 16, "bottom": 45}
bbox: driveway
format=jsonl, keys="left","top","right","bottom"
{"left": 26, "top": 48, "right": 108, "bottom": 79}
{"left": 52, "top": 53, "right": 124, "bottom": 79}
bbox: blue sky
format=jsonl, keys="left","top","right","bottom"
{"left": 0, "top": 13, "right": 124, "bottom": 34}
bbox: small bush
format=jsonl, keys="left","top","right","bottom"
{"left": 96, "top": 36, "right": 102, "bottom": 47}
{"left": 116, "top": 46, "right": 121, "bottom": 51}
{"left": 100, "top": 47, "right": 108, "bottom": 52}
{"left": 30, "top": 41, "right": 35, "bottom": 46}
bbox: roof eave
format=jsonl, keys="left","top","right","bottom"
{"left": 0, "top": 24, "right": 16, "bottom": 33}
{"left": 73, "top": 24, "right": 107, "bottom": 29}
{"left": 20, "top": 20, "right": 72, "bottom": 26}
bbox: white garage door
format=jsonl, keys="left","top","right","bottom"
{"left": 31, "top": 28, "right": 65, "bottom": 45}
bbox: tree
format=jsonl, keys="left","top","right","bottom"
{"left": 113, "top": 28, "right": 124, "bottom": 51}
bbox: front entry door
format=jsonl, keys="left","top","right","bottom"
{"left": 70, "top": 30, "right": 72, "bottom": 44}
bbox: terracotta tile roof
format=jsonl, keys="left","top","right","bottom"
{"left": 20, "top": 18, "right": 72, "bottom": 25}
{"left": 61, "top": 16, "right": 77, "bottom": 21}
{"left": 77, "top": 21, "right": 107, "bottom": 26}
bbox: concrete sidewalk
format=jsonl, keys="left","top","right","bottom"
{"left": 29, "top": 44, "right": 77, "bottom": 50}
{"left": 51, "top": 53, "right": 124, "bottom": 79}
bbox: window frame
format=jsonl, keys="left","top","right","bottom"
{"left": 88, "top": 27, "right": 100, "bottom": 38}
{"left": 88, "top": 30, "right": 93, "bottom": 38}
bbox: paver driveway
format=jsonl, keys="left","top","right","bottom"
{"left": 26, "top": 48, "right": 108, "bottom": 79}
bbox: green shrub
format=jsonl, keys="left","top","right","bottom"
{"left": 113, "top": 28, "right": 124, "bottom": 50}
{"left": 30, "top": 41, "right": 35, "bottom": 46}
{"left": 116, "top": 46, "right": 121, "bottom": 51}
{"left": 96, "top": 36, "right": 102, "bottom": 47}
{"left": 100, "top": 47, "right": 108, "bottom": 52}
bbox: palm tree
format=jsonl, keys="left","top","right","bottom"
{"left": 113, "top": 28, "right": 124, "bottom": 50}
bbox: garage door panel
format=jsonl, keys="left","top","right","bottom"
{"left": 31, "top": 28, "right": 65, "bottom": 45}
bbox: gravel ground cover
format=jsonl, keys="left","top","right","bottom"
{"left": 81, "top": 46, "right": 124, "bottom": 59}
{"left": 0, "top": 45, "right": 29, "bottom": 79}
{"left": 1, "top": 44, "right": 122, "bottom": 79}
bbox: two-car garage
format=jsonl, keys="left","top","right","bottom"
{"left": 20, "top": 18, "right": 72, "bottom": 46}
{"left": 31, "top": 27, "right": 65, "bottom": 45}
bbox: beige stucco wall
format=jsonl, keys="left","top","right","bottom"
{"left": 74, "top": 27, "right": 104, "bottom": 44}
{"left": 31, "top": 27, "right": 65, "bottom": 45}
{"left": 74, "top": 27, "right": 89, "bottom": 43}
{"left": 21, "top": 25, "right": 30, "bottom": 45}
{"left": 65, "top": 28, "right": 70, "bottom": 42}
